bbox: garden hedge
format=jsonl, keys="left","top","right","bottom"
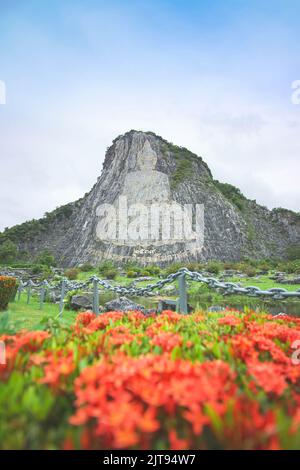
{"left": 0, "top": 276, "right": 17, "bottom": 311}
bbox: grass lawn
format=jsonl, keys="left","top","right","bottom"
{"left": 187, "top": 274, "right": 300, "bottom": 314}
{"left": 2, "top": 295, "right": 76, "bottom": 331}
{"left": 227, "top": 274, "right": 300, "bottom": 291}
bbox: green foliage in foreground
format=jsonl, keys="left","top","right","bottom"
{"left": 1, "top": 296, "right": 75, "bottom": 332}
{"left": 1, "top": 309, "right": 300, "bottom": 449}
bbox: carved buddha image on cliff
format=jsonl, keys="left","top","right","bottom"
{"left": 96, "top": 137, "right": 204, "bottom": 262}
{"left": 121, "top": 139, "right": 171, "bottom": 205}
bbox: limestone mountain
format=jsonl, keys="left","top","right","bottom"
{"left": 1, "top": 130, "right": 300, "bottom": 266}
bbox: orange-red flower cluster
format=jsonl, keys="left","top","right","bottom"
{"left": 1, "top": 309, "right": 300, "bottom": 450}
{"left": 70, "top": 354, "right": 236, "bottom": 449}
{"left": 38, "top": 350, "right": 76, "bottom": 390}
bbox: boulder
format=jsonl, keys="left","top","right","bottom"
{"left": 71, "top": 294, "right": 93, "bottom": 311}
{"left": 157, "top": 299, "right": 177, "bottom": 312}
{"left": 223, "top": 270, "right": 239, "bottom": 277}
{"left": 104, "top": 296, "right": 145, "bottom": 312}
{"left": 157, "top": 299, "right": 193, "bottom": 313}
{"left": 208, "top": 305, "right": 225, "bottom": 312}
{"left": 279, "top": 277, "right": 300, "bottom": 285}
{"left": 269, "top": 272, "right": 286, "bottom": 281}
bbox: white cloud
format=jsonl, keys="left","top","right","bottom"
{"left": 0, "top": 1, "right": 299, "bottom": 231}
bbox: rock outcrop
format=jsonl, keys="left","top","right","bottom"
{"left": 1, "top": 130, "right": 300, "bottom": 266}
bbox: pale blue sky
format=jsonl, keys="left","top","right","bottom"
{"left": 0, "top": 0, "right": 300, "bottom": 230}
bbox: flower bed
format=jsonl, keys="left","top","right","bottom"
{"left": 1, "top": 309, "right": 300, "bottom": 449}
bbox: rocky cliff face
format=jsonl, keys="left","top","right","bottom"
{"left": 1, "top": 130, "right": 300, "bottom": 266}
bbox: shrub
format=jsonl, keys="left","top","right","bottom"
{"left": 31, "top": 264, "right": 51, "bottom": 279}
{"left": 31, "top": 264, "right": 46, "bottom": 274}
{"left": 0, "top": 276, "right": 17, "bottom": 311}
{"left": 2, "top": 262, "right": 32, "bottom": 269}
{"left": 65, "top": 268, "right": 79, "bottom": 280}
{"left": 235, "top": 262, "right": 257, "bottom": 277}
{"left": 141, "top": 270, "right": 151, "bottom": 277}
{"left": 64, "top": 290, "right": 78, "bottom": 310}
{"left": 99, "top": 260, "right": 115, "bottom": 274}
{"left": 206, "top": 261, "right": 222, "bottom": 275}
{"left": 214, "top": 180, "right": 246, "bottom": 211}
{"left": 243, "top": 267, "right": 257, "bottom": 277}
{"left": 99, "top": 261, "right": 118, "bottom": 279}
{"left": 186, "top": 262, "right": 205, "bottom": 272}
{"left": 233, "top": 262, "right": 244, "bottom": 272}
{"left": 164, "top": 263, "right": 183, "bottom": 276}
{"left": 170, "top": 158, "right": 194, "bottom": 190}
{"left": 287, "top": 245, "right": 300, "bottom": 261}
{"left": 223, "top": 262, "right": 235, "bottom": 270}
{"left": 146, "top": 265, "right": 161, "bottom": 275}
{"left": 127, "top": 270, "right": 138, "bottom": 278}
{"left": 36, "top": 250, "right": 56, "bottom": 267}
{"left": 123, "top": 262, "right": 142, "bottom": 274}
{"left": 103, "top": 269, "right": 117, "bottom": 280}
{"left": 241, "top": 258, "right": 258, "bottom": 268}
{"left": 284, "top": 260, "right": 300, "bottom": 275}
{"left": 79, "top": 263, "right": 94, "bottom": 272}
{"left": 10, "top": 283, "right": 18, "bottom": 302}
{"left": 257, "top": 261, "right": 273, "bottom": 272}
{"left": 0, "top": 240, "right": 18, "bottom": 264}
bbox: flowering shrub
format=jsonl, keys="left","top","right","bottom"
{"left": 0, "top": 276, "right": 17, "bottom": 311}
{"left": 1, "top": 308, "right": 300, "bottom": 449}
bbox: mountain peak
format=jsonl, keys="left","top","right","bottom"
{"left": 1, "top": 131, "right": 300, "bottom": 266}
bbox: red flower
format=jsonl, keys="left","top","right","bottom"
{"left": 39, "top": 351, "right": 75, "bottom": 390}
{"left": 150, "top": 332, "right": 183, "bottom": 352}
{"left": 247, "top": 360, "right": 288, "bottom": 396}
{"left": 70, "top": 355, "right": 236, "bottom": 449}
{"left": 169, "top": 430, "right": 190, "bottom": 450}
{"left": 223, "top": 397, "right": 279, "bottom": 449}
{"left": 218, "top": 315, "right": 241, "bottom": 327}
{"left": 75, "top": 311, "right": 96, "bottom": 327}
